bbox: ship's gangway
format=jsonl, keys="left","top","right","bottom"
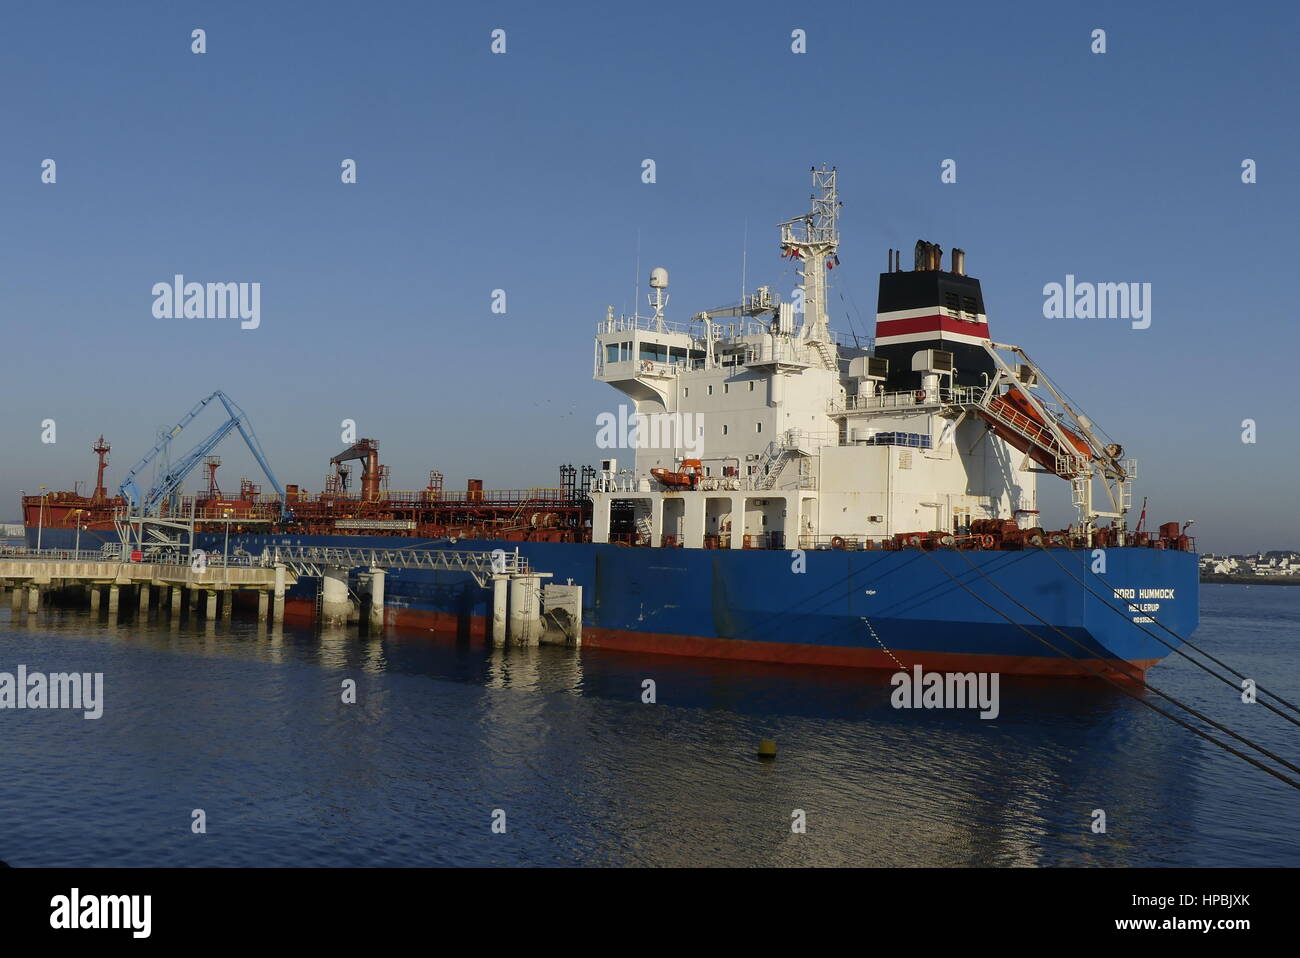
{"left": 262, "top": 544, "right": 564, "bottom": 647}
{"left": 263, "top": 545, "right": 531, "bottom": 586}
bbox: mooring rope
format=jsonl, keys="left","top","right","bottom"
{"left": 939, "top": 545, "right": 1300, "bottom": 777}
{"left": 1034, "top": 543, "right": 1300, "bottom": 722}
{"left": 908, "top": 544, "right": 1300, "bottom": 791}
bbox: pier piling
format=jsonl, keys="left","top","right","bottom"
{"left": 508, "top": 575, "right": 543, "bottom": 646}
{"left": 321, "top": 569, "right": 350, "bottom": 627}
{"left": 273, "top": 564, "right": 286, "bottom": 624}
{"left": 368, "top": 568, "right": 385, "bottom": 632}
{"left": 491, "top": 575, "right": 509, "bottom": 647}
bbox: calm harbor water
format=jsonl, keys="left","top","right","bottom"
{"left": 0, "top": 583, "right": 1296, "bottom": 867}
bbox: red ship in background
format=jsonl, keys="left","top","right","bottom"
{"left": 23, "top": 434, "right": 593, "bottom": 544}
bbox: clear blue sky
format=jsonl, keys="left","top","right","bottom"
{"left": 2, "top": 0, "right": 1295, "bottom": 553}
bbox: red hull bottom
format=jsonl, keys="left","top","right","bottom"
{"left": 281, "top": 598, "right": 1155, "bottom": 680}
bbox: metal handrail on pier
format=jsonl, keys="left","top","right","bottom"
{"left": 266, "top": 545, "right": 531, "bottom": 586}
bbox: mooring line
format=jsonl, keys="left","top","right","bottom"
{"left": 861, "top": 615, "right": 906, "bottom": 670}
{"left": 910, "top": 544, "right": 1300, "bottom": 791}
{"left": 1035, "top": 545, "right": 1300, "bottom": 724}
{"left": 942, "top": 545, "right": 1300, "bottom": 777}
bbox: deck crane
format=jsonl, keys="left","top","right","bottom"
{"left": 118, "top": 391, "right": 288, "bottom": 519}
{"left": 330, "top": 439, "right": 382, "bottom": 501}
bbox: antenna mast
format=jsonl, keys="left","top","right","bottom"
{"left": 779, "top": 166, "right": 840, "bottom": 345}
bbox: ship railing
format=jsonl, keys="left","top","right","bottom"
{"left": 797, "top": 534, "right": 897, "bottom": 551}
{"left": 0, "top": 547, "right": 108, "bottom": 562}
{"left": 592, "top": 472, "right": 818, "bottom": 494}
{"left": 0, "top": 547, "right": 263, "bottom": 567}
{"left": 598, "top": 315, "right": 695, "bottom": 336}
{"left": 591, "top": 475, "right": 645, "bottom": 493}
{"left": 598, "top": 315, "right": 855, "bottom": 351}
{"left": 831, "top": 385, "right": 981, "bottom": 414}
{"left": 606, "top": 533, "right": 786, "bottom": 550}
{"left": 255, "top": 489, "right": 573, "bottom": 507}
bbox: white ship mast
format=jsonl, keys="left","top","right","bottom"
{"left": 778, "top": 166, "right": 840, "bottom": 363}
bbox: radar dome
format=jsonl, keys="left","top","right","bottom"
{"left": 649, "top": 267, "right": 669, "bottom": 288}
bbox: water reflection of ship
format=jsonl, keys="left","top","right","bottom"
{"left": 371, "top": 634, "right": 1193, "bottom": 865}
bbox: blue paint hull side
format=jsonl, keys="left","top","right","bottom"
{"left": 27, "top": 526, "right": 1199, "bottom": 668}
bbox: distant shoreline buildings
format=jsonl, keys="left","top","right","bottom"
{"left": 1200, "top": 551, "right": 1300, "bottom": 583}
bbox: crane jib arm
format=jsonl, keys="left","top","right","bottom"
{"left": 117, "top": 391, "right": 288, "bottom": 519}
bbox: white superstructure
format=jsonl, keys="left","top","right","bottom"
{"left": 590, "top": 168, "right": 1133, "bottom": 550}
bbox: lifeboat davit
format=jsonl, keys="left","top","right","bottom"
{"left": 979, "top": 387, "right": 1092, "bottom": 471}
{"left": 651, "top": 458, "right": 703, "bottom": 490}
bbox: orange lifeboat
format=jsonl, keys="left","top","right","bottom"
{"left": 979, "top": 387, "right": 1091, "bottom": 471}
{"left": 651, "top": 458, "right": 703, "bottom": 490}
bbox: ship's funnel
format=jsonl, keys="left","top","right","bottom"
{"left": 874, "top": 241, "right": 994, "bottom": 391}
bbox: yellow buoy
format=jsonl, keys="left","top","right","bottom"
{"left": 757, "top": 739, "right": 777, "bottom": 758}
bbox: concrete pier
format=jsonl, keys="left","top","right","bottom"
{"left": 0, "top": 549, "right": 559, "bottom": 638}
{"left": 0, "top": 555, "right": 298, "bottom": 628}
